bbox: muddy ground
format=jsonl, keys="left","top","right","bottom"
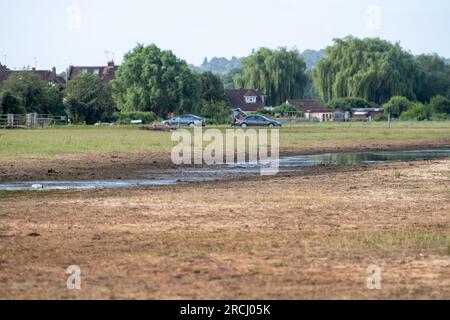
{"left": 1, "top": 139, "right": 450, "bottom": 182}
{"left": 0, "top": 158, "right": 449, "bottom": 299}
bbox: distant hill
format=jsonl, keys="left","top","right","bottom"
{"left": 189, "top": 49, "right": 326, "bottom": 75}
{"left": 189, "top": 57, "right": 242, "bottom": 74}
{"left": 301, "top": 49, "right": 326, "bottom": 70}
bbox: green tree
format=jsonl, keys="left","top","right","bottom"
{"left": 273, "top": 103, "right": 299, "bottom": 116}
{"left": 0, "top": 91, "right": 25, "bottom": 114}
{"left": 112, "top": 44, "right": 201, "bottom": 116}
{"left": 221, "top": 68, "right": 242, "bottom": 89}
{"left": 428, "top": 95, "right": 450, "bottom": 115}
{"left": 199, "top": 100, "right": 230, "bottom": 124}
{"left": 198, "top": 72, "right": 227, "bottom": 103}
{"left": 415, "top": 55, "right": 450, "bottom": 102}
{"left": 64, "top": 73, "right": 114, "bottom": 124}
{"left": 383, "top": 96, "right": 413, "bottom": 118}
{"left": 326, "top": 97, "right": 369, "bottom": 112}
{"left": 236, "top": 47, "right": 308, "bottom": 106}
{"left": 0, "top": 72, "right": 64, "bottom": 114}
{"left": 401, "top": 102, "right": 431, "bottom": 121}
{"left": 314, "top": 37, "right": 418, "bottom": 104}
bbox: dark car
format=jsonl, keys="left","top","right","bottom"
{"left": 163, "top": 114, "right": 206, "bottom": 127}
{"left": 235, "top": 115, "right": 282, "bottom": 127}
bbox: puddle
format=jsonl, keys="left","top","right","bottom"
{"left": 1, "top": 149, "right": 450, "bottom": 191}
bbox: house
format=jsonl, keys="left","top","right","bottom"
{"left": 304, "top": 109, "right": 336, "bottom": 122}
{"left": 351, "top": 108, "right": 384, "bottom": 121}
{"left": 225, "top": 89, "right": 266, "bottom": 112}
{"left": 286, "top": 99, "right": 324, "bottom": 112}
{"left": 67, "top": 60, "right": 118, "bottom": 85}
{"left": 0, "top": 63, "right": 65, "bottom": 88}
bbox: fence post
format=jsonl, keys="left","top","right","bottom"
{"left": 7, "top": 114, "right": 14, "bottom": 128}
{"left": 26, "top": 113, "right": 32, "bottom": 128}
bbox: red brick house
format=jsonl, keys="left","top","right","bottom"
{"left": 225, "top": 89, "right": 267, "bottom": 112}
{"left": 0, "top": 63, "right": 65, "bottom": 88}
{"left": 67, "top": 60, "right": 118, "bottom": 85}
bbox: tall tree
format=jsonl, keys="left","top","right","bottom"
{"left": 112, "top": 44, "right": 201, "bottom": 116}
{"left": 198, "top": 71, "right": 227, "bottom": 103}
{"left": 236, "top": 47, "right": 308, "bottom": 106}
{"left": 0, "top": 91, "right": 25, "bottom": 114}
{"left": 314, "top": 37, "right": 418, "bottom": 104}
{"left": 415, "top": 54, "right": 450, "bottom": 102}
{"left": 0, "top": 72, "right": 64, "bottom": 114}
{"left": 64, "top": 73, "right": 114, "bottom": 124}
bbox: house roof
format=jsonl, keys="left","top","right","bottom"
{"left": 286, "top": 99, "right": 324, "bottom": 111}
{"left": 225, "top": 89, "right": 266, "bottom": 112}
{"left": 0, "top": 64, "right": 65, "bottom": 88}
{"left": 67, "top": 61, "right": 118, "bottom": 85}
{"left": 244, "top": 89, "right": 259, "bottom": 97}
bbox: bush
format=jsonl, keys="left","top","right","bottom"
{"left": 273, "top": 103, "right": 299, "bottom": 116}
{"left": 199, "top": 100, "right": 231, "bottom": 125}
{"left": 430, "top": 113, "right": 450, "bottom": 121}
{"left": 383, "top": 96, "right": 413, "bottom": 118}
{"left": 66, "top": 98, "right": 115, "bottom": 124}
{"left": 400, "top": 103, "right": 431, "bottom": 121}
{"left": 326, "top": 97, "right": 369, "bottom": 112}
{"left": 0, "top": 91, "right": 25, "bottom": 114}
{"left": 65, "top": 73, "right": 115, "bottom": 124}
{"left": 256, "top": 108, "right": 273, "bottom": 115}
{"left": 429, "top": 95, "right": 450, "bottom": 115}
{"left": 114, "top": 111, "right": 159, "bottom": 124}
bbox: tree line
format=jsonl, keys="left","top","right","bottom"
{"left": 2, "top": 38, "right": 450, "bottom": 124}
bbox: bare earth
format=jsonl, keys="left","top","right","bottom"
{"left": 0, "top": 158, "right": 449, "bottom": 299}
{"left": 1, "top": 139, "right": 450, "bottom": 182}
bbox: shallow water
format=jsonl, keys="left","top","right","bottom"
{"left": 1, "top": 149, "right": 450, "bottom": 191}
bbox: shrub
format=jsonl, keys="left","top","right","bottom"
{"left": 0, "top": 91, "right": 26, "bottom": 114}
{"left": 199, "top": 100, "right": 231, "bottom": 124}
{"left": 326, "top": 97, "right": 369, "bottom": 112}
{"left": 400, "top": 102, "right": 431, "bottom": 121}
{"left": 256, "top": 108, "right": 273, "bottom": 115}
{"left": 429, "top": 95, "right": 450, "bottom": 115}
{"left": 273, "top": 103, "right": 299, "bottom": 116}
{"left": 383, "top": 96, "right": 413, "bottom": 118}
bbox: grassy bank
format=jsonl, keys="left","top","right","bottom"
{"left": 0, "top": 122, "right": 450, "bottom": 159}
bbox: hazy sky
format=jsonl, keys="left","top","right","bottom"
{"left": 1, "top": 0, "right": 449, "bottom": 72}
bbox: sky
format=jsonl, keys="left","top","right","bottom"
{"left": 1, "top": 0, "right": 449, "bottom": 73}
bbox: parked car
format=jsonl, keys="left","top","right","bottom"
{"left": 163, "top": 114, "right": 205, "bottom": 127}
{"left": 235, "top": 115, "right": 282, "bottom": 127}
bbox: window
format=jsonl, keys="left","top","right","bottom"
{"left": 245, "top": 96, "right": 257, "bottom": 103}
{"left": 93, "top": 68, "right": 100, "bottom": 75}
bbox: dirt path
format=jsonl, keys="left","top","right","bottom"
{"left": 1, "top": 140, "right": 449, "bottom": 182}
{"left": 0, "top": 159, "right": 449, "bottom": 299}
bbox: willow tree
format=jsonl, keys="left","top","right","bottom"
{"left": 415, "top": 54, "right": 450, "bottom": 103}
{"left": 235, "top": 48, "right": 308, "bottom": 106}
{"left": 313, "top": 37, "right": 418, "bottom": 104}
{"left": 112, "top": 44, "right": 201, "bottom": 116}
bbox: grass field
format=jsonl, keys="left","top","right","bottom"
{"left": 1, "top": 121, "right": 450, "bottom": 159}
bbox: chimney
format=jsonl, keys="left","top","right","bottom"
{"left": 32, "top": 67, "right": 36, "bottom": 72}
{"left": 107, "top": 60, "right": 115, "bottom": 67}
{"left": 52, "top": 66, "right": 56, "bottom": 76}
